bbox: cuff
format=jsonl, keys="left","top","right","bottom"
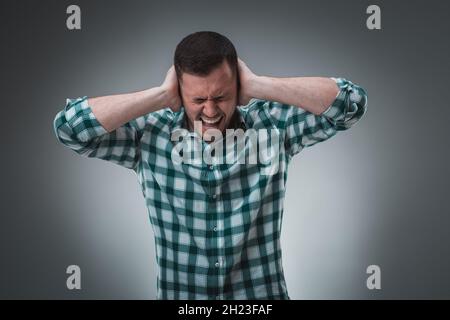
{"left": 321, "top": 77, "right": 367, "bottom": 130}
{"left": 64, "top": 96, "right": 108, "bottom": 142}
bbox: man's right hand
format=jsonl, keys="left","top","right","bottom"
{"left": 160, "top": 65, "right": 182, "bottom": 112}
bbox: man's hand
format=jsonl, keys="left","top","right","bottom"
{"left": 237, "top": 58, "right": 258, "bottom": 106}
{"left": 160, "top": 65, "right": 182, "bottom": 112}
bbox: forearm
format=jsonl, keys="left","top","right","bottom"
{"left": 89, "top": 86, "right": 168, "bottom": 132}
{"left": 249, "top": 76, "right": 340, "bottom": 115}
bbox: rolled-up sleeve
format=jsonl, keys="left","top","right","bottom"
{"left": 264, "top": 77, "right": 368, "bottom": 157}
{"left": 53, "top": 96, "right": 149, "bottom": 170}
{"left": 320, "top": 77, "right": 368, "bottom": 130}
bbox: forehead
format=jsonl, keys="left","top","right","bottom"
{"left": 180, "top": 61, "right": 236, "bottom": 97}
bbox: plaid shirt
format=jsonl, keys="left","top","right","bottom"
{"left": 53, "top": 77, "right": 367, "bottom": 299}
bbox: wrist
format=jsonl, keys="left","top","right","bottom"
{"left": 247, "top": 75, "right": 271, "bottom": 101}
{"left": 139, "top": 86, "right": 169, "bottom": 113}
{"left": 156, "top": 84, "right": 181, "bottom": 112}
{"left": 155, "top": 85, "right": 172, "bottom": 108}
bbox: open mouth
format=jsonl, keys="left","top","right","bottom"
{"left": 200, "top": 114, "right": 223, "bottom": 125}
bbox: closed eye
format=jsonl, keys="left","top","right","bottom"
{"left": 193, "top": 98, "right": 206, "bottom": 104}
{"left": 193, "top": 96, "right": 226, "bottom": 104}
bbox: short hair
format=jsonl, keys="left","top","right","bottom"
{"left": 174, "top": 31, "right": 238, "bottom": 81}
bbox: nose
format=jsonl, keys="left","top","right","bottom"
{"left": 202, "top": 99, "right": 219, "bottom": 118}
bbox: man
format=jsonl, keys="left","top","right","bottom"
{"left": 53, "top": 31, "right": 367, "bottom": 299}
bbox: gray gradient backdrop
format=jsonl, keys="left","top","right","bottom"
{"left": 1, "top": 0, "right": 449, "bottom": 299}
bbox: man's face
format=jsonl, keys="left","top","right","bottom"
{"left": 179, "top": 60, "right": 238, "bottom": 137}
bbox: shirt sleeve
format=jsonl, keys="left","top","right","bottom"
{"left": 53, "top": 96, "right": 150, "bottom": 170}
{"left": 265, "top": 77, "right": 368, "bottom": 157}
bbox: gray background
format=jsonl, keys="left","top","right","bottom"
{"left": 1, "top": 0, "right": 449, "bottom": 299}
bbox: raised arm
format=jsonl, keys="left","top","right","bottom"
{"left": 53, "top": 66, "right": 181, "bottom": 169}
{"left": 238, "top": 58, "right": 368, "bottom": 157}
{"left": 90, "top": 66, "right": 181, "bottom": 132}
{"left": 238, "top": 59, "right": 339, "bottom": 115}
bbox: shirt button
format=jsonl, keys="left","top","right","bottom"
{"left": 213, "top": 226, "right": 217, "bottom": 232}
{"left": 215, "top": 261, "right": 220, "bottom": 268}
{"left": 208, "top": 165, "right": 214, "bottom": 170}
{"left": 212, "top": 194, "right": 217, "bottom": 199}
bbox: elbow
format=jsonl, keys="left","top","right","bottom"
{"left": 321, "top": 78, "right": 368, "bottom": 131}
{"left": 339, "top": 83, "right": 368, "bottom": 130}
{"left": 53, "top": 110, "right": 68, "bottom": 145}
{"left": 52, "top": 109, "right": 92, "bottom": 156}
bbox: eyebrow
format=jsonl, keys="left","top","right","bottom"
{"left": 192, "top": 94, "right": 226, "bottom": 100}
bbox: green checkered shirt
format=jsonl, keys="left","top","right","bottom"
{"left": 53, "top": 77, "right": 367, "bottom": 299}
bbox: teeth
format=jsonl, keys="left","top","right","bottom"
{"left": 200, "top": 115, "right": 222, "bottom": 124}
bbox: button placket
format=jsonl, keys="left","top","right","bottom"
{"left": 205, "top": 160, "right": 225, "bottom": 298}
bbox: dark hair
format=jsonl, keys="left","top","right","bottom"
{"left": 174, "top": 31, "right": 238, "bottom": 82}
